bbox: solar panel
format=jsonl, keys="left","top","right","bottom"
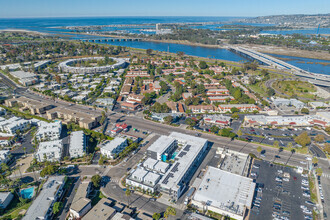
{"left": 171, "top": 162, "right": 180, "bottom": 172}
{"left": 162, "top": 173, "right": 174, "bottom": 184}
{"left": 183, "top": 145, "right": 191, "bottom": 151}
{"left": 177, "top": 151, "right": 187, "bottom": 158}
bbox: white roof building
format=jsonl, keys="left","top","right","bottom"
{"left": 158, "top": 132, "right": 208, "bottom": 201}
{"left": 147, "top": 136, "right": 176, "bottom": 160}
{"left": 0, "top": 116, "right": 31, "bottom": 135}
{"left": 100, "top": 137, "right": 128, "bottom": 159}
{"left": 126, "top": 167, "right": 161, "bottom": 193}
{"left": 0, "top": 150, "right": 10, "bottom": 165}
{"left": 23, "top": 176, "right": 65, "bottom": 220}
{"left": 192, "top": 167, "right": 256, "bottom": 220}
{"left": 69, "top": 131, "right": 86, "bottom": 158}
{"left": 35, "top": 121, "right": 62, "bottom": 141}
{"left": 35, "top": 140, "right": 63, "bottom": 162}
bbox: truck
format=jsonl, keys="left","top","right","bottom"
{"left": 184, "top": 187, "right": 196, "bottom": 205}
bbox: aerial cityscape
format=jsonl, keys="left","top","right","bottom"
{"left": 0, "top": 1, "right": 329, "bottom": 220}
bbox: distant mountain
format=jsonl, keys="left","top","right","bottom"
{"left": 237, "top": 14, "right": 330, "bottom": 28}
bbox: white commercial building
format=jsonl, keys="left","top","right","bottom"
{"left": 35, "top": 140, "right": 63, "bottom": 162}
{"left": 143, "top": 157, "right": 170, "bottom": 174}
{"left": 147, "top": 135, "right": 177, "bottom": 161}
{"left": 126, "top": 167, "right": 161, "bottom": 193}
{"left": 100, "top": 137, "right": 128, "bottom": 159}
{"left": 192, "top": 166, "right": 255, "bottom": 220}
{"left": 244, "top": 114, "right": 330, "bottom": 128}
{"left": 10, "top": 71, "right": 39, "bottom": 86}
{"left": 69, "top": 180, "right": 92, "bottom": 219}
{"left": 272, "top": 98, "right": 305, "bottom": 109}
{"left": 69, "top": 131, "right": 86, "bottom": 158}
{"left": 158, "top": 132, "right": 208, "bottom": 201}
{"left": 0, "top": 116, "right": 30, "bottom": 135}
{"left": 23, "top": 176, "right": 65, "bottom": 220}
{"left": 35, "top": 121, "right": 62, "bottom": 141}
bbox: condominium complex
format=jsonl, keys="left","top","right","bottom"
{"left": 35, "top": 140, "right": 63, "bottom": 162}
{"left": 0, "top": 116, "right": 31, "bottom": 135}
{"left": 69, "top": 130, "right": 86, "bottom": 158}
{"left": 100, "top": 137, "right": 128, "bottom": 159}
{"left": 134, "top": 132, "right": 208, "bottom": 201}
{"left": 35, "top": 121, "right": 62, "bottom": 141}
{"left": 23, "top": 176, "right": 66, "bottom": 220}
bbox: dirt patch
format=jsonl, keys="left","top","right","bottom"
{"left": 237, "top": 44, "right": 330, "bottom": 61}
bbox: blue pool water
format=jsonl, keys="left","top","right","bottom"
{"left": 20, "top": 187, "right": 34, "bottom": 199}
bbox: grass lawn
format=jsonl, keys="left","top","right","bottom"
{"left": 1, "top": 201, "right": 32, "bottom": 220}
{"left": 308, "top": 175, "right": 318, "bottom": 203}
{"left": 272, "top": 80, "right": 317, "bottom": 99}
{"left": 248, "top": 81, "right": 268, "bottom": 97}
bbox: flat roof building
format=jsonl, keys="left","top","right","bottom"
{"left": 35, "top": 140, "right": 63, "bottom": 162}
{"left": 0, "top": 192, "right": 14, "bottom": 209}
{"left": 192, "top": 167, "right": 255, "bottom": 220}
{"left": 69, "top": 130, "right": 86, "bottom": 158}
{"left": 100, "top": 137, "right": 128, "bottom": 159}
{"left": 23, "top": 176, "right": 65, "bottom": 220}
{"left": 126, "top": 167, "right": 161, "bottom": 193}
{"left": 147, "top": 136, "right": 176, "bottom": 161}
{"left": 35, "top": 121, "right": 62, "bottom": 141}
{"left": 83, "top": 198, "right": 117, "bottom": 220}
{"left": 158, "top": 132, "right": 208, "bottom": 201}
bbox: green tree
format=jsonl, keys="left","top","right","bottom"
{"left": 294, "top": 131, "right": 311, "bottom": 147}
{"left": 146, "top": 49, "right": 153, "bottom": 56}
{"left": 287, "top": 142, "right": 293, "bottom": 148}
{"left": 314, "top": 134, "right": 325, "bottom": 143}
{"left": 301, "top": 108, "right": 309, "bottom": 114}
{"left": 125, "top": 188, "right": 131, "bottom": 207}
{"left": 257, "top": 146, "right": 262, "bottom": 155}
{"left": 273, "top": 141, "right": 279, "bottom": 148}
{"left": 312, "top": 157, "right": 318, "bottom": 165}
{"left": 53, "top": 202, "right": 63, "bottom": 214}
{"left": 152, "top": 212, "right": 161, "bottom": 220}
{"left": 185, "top": 118, "right": 197, "bottom": 127}
{"left": 231, "top": 107, "right": 239, "bottom": 113}
{"left": 237, "top": 129, "right": 242, "bottom": 136}
{"left": 91, "top": 174, "right": 102, "bottom": 188}
{"left": 231, "top": 112, "right": 239, "bottom": 120}
{"left": 210, "top": 125, "right": 220, "bottom": 134}
{"left": 199, "top": 61, "right": 207, "bottom": 69}
{"left": 164, "top": 116, "right": 173, "bottom": 124}
{"left": 164, "top": 206, "right": 176, "bottom": 219}
{"left": 316, "top": 168, "right": 323, "bottom": 176}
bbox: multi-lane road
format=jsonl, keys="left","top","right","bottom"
{"left": 2, "top": 72, "right": 329, "bottom": 219}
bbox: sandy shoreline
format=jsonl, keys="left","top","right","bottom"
{"left": 0, "top": 29, "right": 48, "bottom": 35}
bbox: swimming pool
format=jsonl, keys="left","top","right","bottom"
{"left": 20, "top": 187, "right": 34, "bottom": 199}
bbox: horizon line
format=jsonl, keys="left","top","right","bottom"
{"left": 1, "top": 13, "right": 328, "bottom": 19}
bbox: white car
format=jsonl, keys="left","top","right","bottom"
{"left": 300, "top": 161, "right": 307, "bottom": 164}
{"left": 302, "top": 174, "right": 308, "bottom": 178}
{"left": 303, "top": 210, "right": 312, "bottom": 215}
{"left": 300, "top": 205, "right": 308, "bottom": 210}
{"left": 305, "top": 157, "right": 312, "bottom": 161}
{"left": 278, "top": 170, "right": 283, "bottom": 174}
{"left": 283, "top": 178, "right": 290, "bottom": 182}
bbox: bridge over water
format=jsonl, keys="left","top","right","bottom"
{"left": 229, "top": 46, "right": 330, "bottom": 87}
{"left": 80, "top": 38, "right": 142, "bottom": 43}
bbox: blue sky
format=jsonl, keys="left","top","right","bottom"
{"left": 0, "top": 0, "right": 329, "bottom": 18}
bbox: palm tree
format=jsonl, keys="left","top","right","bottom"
{"left": 125, "top": 188, "right": 131, "bottom": 207}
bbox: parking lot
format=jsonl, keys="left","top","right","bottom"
{"left": 241, "top": 127, "right": 324, "bottom": 147}
{"left": 250, "top": 160, "right": 314, "bottom": 220}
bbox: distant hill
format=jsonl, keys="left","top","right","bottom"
{"left": 237, "top": 14, "right": 330, "bottom": 28}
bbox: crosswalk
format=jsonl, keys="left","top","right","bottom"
{"left": 322, "top": 173, "right": 330, "bottom": 179}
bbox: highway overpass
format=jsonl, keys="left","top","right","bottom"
{"left": 229, "top": 46, "right": 330, "bottom": 87}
